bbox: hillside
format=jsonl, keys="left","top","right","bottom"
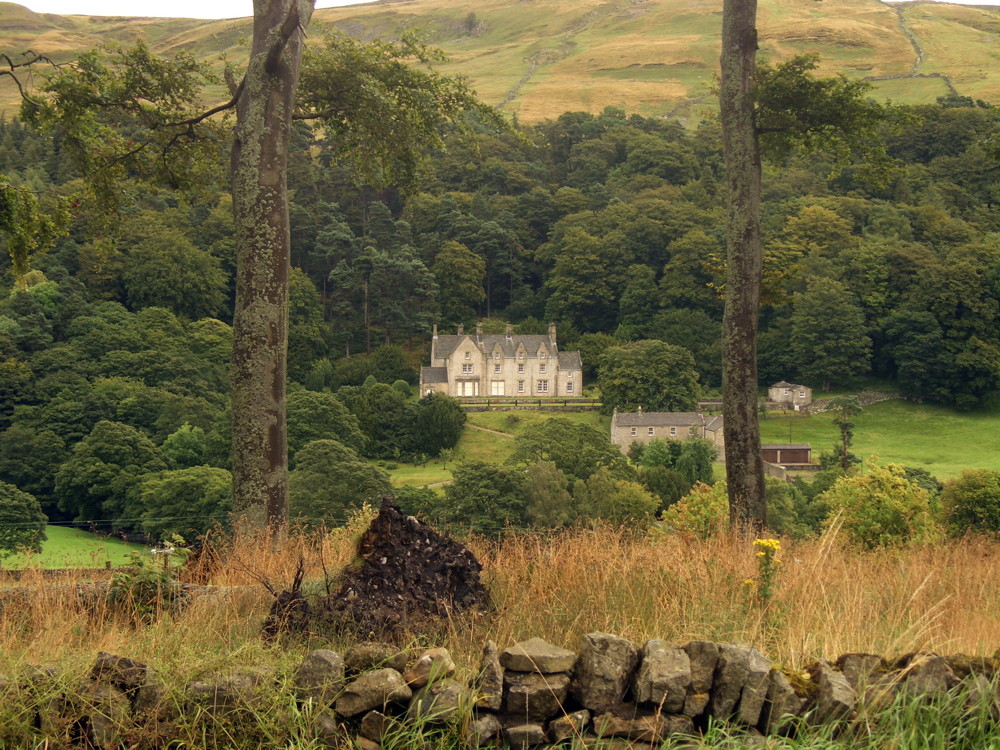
{"left": 0, "top": 0, "right": 998, "bottom": 121}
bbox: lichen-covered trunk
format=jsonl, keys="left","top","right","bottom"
{"left": 230, "top": 0, "right": 313, "bottom": 529}
{"left": 719, "top": 0, "right": 766, "bottom": 531}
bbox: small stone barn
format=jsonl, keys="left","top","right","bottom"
{"left": 768, "top": 381, "right": 813, "bottom": 410}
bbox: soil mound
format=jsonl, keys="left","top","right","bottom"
{"left": 263, "top": 498, "right": 491, "bottom": 640}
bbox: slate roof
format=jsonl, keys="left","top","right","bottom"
{"left": 558, "top": 351, "right": 582, "bottom": 370}
{"left": 420, "top": 366, "right": 448, "bottom": 384}
{"left": 761, "top": 444, "right": 811, "bottom": 450}
{"left": 703, "top": 415, "right": 724, "bottom": 433}
{"left": 434, "top": 334, "right": 554, "bottom": 360}
{"left": 613, "top": 411, "right": 704, "bottom": 427}
{"left": 771, "top": 381, "right": 794, "bottom": 388}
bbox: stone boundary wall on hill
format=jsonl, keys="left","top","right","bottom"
{"left": 11, "top": 634, "right": 999, "bottom": 749}
{"left": 801, "top": 391, "right": 902, "bottom": 415}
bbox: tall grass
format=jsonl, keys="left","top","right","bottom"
{"left": 3, "top": 520, "right": 1000, "bottom": 695}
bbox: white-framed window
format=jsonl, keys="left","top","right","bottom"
{"left": 669, "top": 427, "right": 677, "bottom": 437}
{"left": 494, "top": 352, "right": 501, "bottom": 360}
{"left": 630, "top": 427, "right": 637, "bottom": 437}
{"left": 566, "top": 382, "right": 574, "bottom": 393}
{"left": 537, "top": 380, "right": 548, "bottom": 393}
{"left": 540, "top": 352, "right": 547, "bottom": 359}
{"left": 464, "top": 351, "right": 471, "bottom": 360}
{"left": 517, "top": 351, "right": 524, "bottom": 360}
{"left": 648, "top": 427, "right": 654, "bottom": 436}
{"left": 539, "top": 364, "right": 546, "bottom": 374}
{"left": 462, "top": 364, "right": 473, "bottom": 374}
{"left": 459, "top": 381, "right": 478, "bottom": 396}
{"left": 783, "top": 388, "right": 789, "bottom": 395}
{"left": 517, "top": 380, "right": 525, "bottom": 394}
{"left": 491, "top": 381, "right": 505, "bottom": 396}
{"left": 799, "top": 390, "right": 806, "bottom": 397}
{"left": 494, "top": 364, "right": 501, "bottom": 374}
{"left": 517, "top": 363, "right": 524, "bottom": 374}
{"left": 567, "top": 371, "right": 573, "bottom": 378}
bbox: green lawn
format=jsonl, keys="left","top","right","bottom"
{"left": 760, "top": 399, "right": 1000, "bottom": 479}
{"left": 465, "top": 409, "right": 610, "bottom": 436}
{"left": 4, "top": 525, "right": 144, "bottom": 570}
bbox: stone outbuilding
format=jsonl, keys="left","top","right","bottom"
{"left": 610, "top": 409, "right": 724, "bottom": 455}
{"left": 768, "top": 381, "right": 813, "bottom": 411}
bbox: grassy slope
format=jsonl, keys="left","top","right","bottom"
{"left": 4, "top": 525, "right": 142, "bottom": 570}
{"left": 0, "top": 0, "right": 998, "bottom": 122}
{"left": 760, "top": 399, "right": 1000, "bottom": 479}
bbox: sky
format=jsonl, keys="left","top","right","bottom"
{"left": 23, "top": 0, "right": 370, "bottom": 20}
{"left": 19, "top": 0, "right": 1000, "bottom": 18}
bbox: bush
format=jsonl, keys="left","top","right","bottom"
{"left": 659, "top": 481, "right": 729, "bottom": 539}
{"left": 0, "top": 481, "right": 47, "bottom": 559}
{"left": 818, "top": 460, "right": 942, "bottom": 549}
{"left": 942, "top": 469, "right": 1000, "bottom": 535}
{"left": 391, "top": 379, "right": 412, "bottom": 398}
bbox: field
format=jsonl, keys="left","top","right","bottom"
{"left": 760, "top": 399, "right": 1000, "bottom": 479}
{"left": 0, "top": 0, "right": 998, "bottom": 121}
{"left": 3, "top": 525, "right": 143, "bottom": 570}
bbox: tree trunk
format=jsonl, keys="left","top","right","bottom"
{"left": 230, "top": 0, "right": 314, "bottom": 530}
{"left": 719, "top": 0, "right": 766, "bottom": 531}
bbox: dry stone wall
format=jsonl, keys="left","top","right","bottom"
{"left": 10, "top": 635, "right": 1000, "bottom": 748}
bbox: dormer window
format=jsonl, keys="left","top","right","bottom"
{"left": 517, "top": 352, "right": 524, "bottom": 360}
{"left": 540, "top": 352, "right": 547, "bottom": 360}
{"left": 494, "top": 352, "right": 501, "bottom": 360}
{"left": 465, "top": 351, "right": 471, "bottom": 360}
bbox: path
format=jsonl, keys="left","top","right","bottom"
{"left": 465, "top": 423, "right": 515, "bottom": 438}
{"left": 867, "top": 3, "right": 958, "bottom": 95}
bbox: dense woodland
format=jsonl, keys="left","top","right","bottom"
{"left": 1, "top": 95, "right": 999, "bottom": 539}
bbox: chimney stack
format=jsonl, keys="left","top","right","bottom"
{"left": 432, "top": 324, "right": 438, "bottom": 339}
{"left": 548, "top": 322, "right": 557, "bottom": 344}
{"left": 505, "top": 324, "right": 513, "bottom": 339}
{"left": 476, "top": 323, "right": 483, "bottom": 339}
{"left": 457, "top": 324, "right": 464, "bottom": 335}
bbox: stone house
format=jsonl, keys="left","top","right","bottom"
{"left": 610, "top": 409, "right": 725, "bottom": 455}
{"left": 420, "top": 323, "right": 583, "bottom": 398}
{"left": 768, "top": 381, "right": 813, "bottom": 410}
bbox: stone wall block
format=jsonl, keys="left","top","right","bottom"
{"left": 293, "top": 649, "right": 345, "bottom": 704}
{"left": 406, "top": 677, "right": 466, "bottom": 723}
{"left": 570, "top": 632, "right": 640, "bottom": 710}
{"left": 547, "top": 709, "right": 591, "bottom": 743}
{"left": 835, "top": 654, "right": 883, "bottom": 693}
{"left": 811, "top": 660, "right": 856, "bottom": 722}
{"left": 359, "top": 710, "right": 401, "bottom": 742}
{"left": 465, "top": 713, "right": 502, "bottom": 747}
{"left": 187, "top": 672, "right": 265, "bottom": 715}
{"left": 336, "top": 668, "right": 412, "bottom": 718}
{"left": 632, "top": 640, "right": 690, "bottom": 713}
{"left": 501, "top": 637, "right": 578, "bottom": 674}
{"left": 343, "top": 642, "right": 410, "bottom": 675}
{"left": 899, "top": 654, "right": 959, "bottom": 698}
{"left": 475, "top": 640, "right": 504, "bottom": 711}
{"left": 502, "top": 671, "right": 571, "bottom": 721}
{"left": 592, "top": 704, "right": 694, "bottom": 744}
{"left": 504, "top": 722, "right": 546, "bottom": 748}
{"left": 683, "top": 640, "right": 719, "bottom": 716}
{"left": 736, "top": 648, "right": 772, "bottom": 726}
{"left": 760, "top": 669, "right": 807, "bottom": 735}
{"left": 707, "top": 644, "right": 751, "bottom": 720}
{"left": 403, "top": 647, "right": 456, "bottom": 689}
{"left": 84, "top": 681, "right": 130, "bottom": 750}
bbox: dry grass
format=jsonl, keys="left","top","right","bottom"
{"left": 4, "top": 516, "right": 1000, "bottom": 686}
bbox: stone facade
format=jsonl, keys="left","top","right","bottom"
{"left": 610, "top": 409, "right": 724, "bottom": 455}
{"left": 420, "top": 323, "right": 583, "bottom": 399}
{"left": 768, "top": 381, "right": 813, "bottom": 410}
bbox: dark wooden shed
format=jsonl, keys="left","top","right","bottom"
{"left": 761, "top": 444, "right": 812, "bottom": 465}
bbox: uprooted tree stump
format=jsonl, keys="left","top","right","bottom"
{"left": 262, "top": 498, "right": 492, "bottom": 640}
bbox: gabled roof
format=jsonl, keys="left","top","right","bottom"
{"left": 771, "top": 381, "right": 794, "bottom": 388}
{"left": 704, "top": 415, "right": 724, "bottom": 433}
{"left": 614, "top": 411, "right": 703, "bottom": 427}
{"left": 558, "top": 351, "right": 582, "bottom": 370}
{"left": 420, "top": 366, "right": 448, "bottom": 384}
{"left": 434, "top": 334, "right": 555, "bottom": 360}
